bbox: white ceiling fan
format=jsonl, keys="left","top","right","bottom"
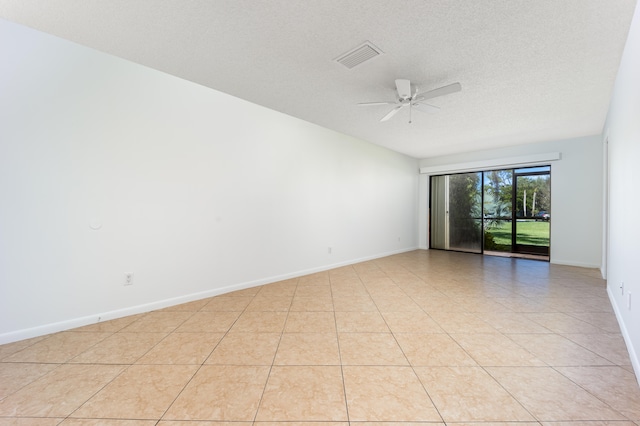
{"left": 359, "top": 79, "right": 461, "bottom": 123}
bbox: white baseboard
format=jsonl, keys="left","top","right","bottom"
{"left": 607, "top": 285, "right": 640, "bottom": 386}
{"left": 549, "top": 259, "right": 601, "bottom": 269}
{"left": 0, "top": 246, "right": 418, "bottom": 345}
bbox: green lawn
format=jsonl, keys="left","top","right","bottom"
{"left": 485, "top": 220, "right": 549, "bottom": 248}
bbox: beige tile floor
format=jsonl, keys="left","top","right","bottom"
{"left": 1, "top": 250, "right": 639, "bottom": 425}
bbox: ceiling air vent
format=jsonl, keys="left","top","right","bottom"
{"left": 335, "top": 41, "right": 383, "bottom": 69}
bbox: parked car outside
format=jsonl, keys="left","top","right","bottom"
{"left": 535, "top": 211, "right": 550, "bottom": 221}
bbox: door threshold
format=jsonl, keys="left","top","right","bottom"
{"left": 484, "top": 250, "right": 550, "bottom": 261}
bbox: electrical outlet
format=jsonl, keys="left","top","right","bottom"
{"left": 124, "top": 272, "right": 134, "bottom": 286}
{"left": 328, "top": 247, "right": 332, "bottom": 254}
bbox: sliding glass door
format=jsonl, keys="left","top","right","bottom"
{"left": 514, "top": 167, "right": 551, "bottom": 255}
{"left": 430, "top": 166, "right": 550, "bottom": 259}
{"left": 483, "top": 170, "right": 513, "bottom": 253}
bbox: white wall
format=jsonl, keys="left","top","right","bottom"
{"left": 418, "top": 136, "right": 604, "bottom": 268}
{"left": 0, "top": 20, "right": 419, "bottom": 343}
{"left": 602, "top": 0, "right": 640, "bottom": 379}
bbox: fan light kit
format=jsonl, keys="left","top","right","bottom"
{"left": 359, "top": 79, "right": 461, "bottom": 123}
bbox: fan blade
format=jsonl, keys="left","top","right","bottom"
{"left": 416, "top": 82, "right": 462, "bottom": 101}
{"left": 412, "top": 102, "right": 440, "bottom": 114}
{"left": 395, "top": 79, "right": 411, "bottom": 99}
{"left": 380, "top": 105, "right": 403, "bottom": 122}
{"left": 358, "top": 101, "right": 397, "bottom": 106}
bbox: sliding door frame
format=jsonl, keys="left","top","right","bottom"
{"left": 512, "top": 167, "right": 551, "bottom": 256}
{"left": 429, "top": 165, "right": 551, "bottom": 259}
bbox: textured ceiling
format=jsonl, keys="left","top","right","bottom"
{"left": 0, "top": 0, "right": 637, "bottom": 158}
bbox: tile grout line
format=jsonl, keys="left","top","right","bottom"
{"left": 381, "top": 261, "right": 448, "bottom": 424}
{"left": 251, "top": 277, "right": 298, "bottom": 424}
{"left": 330, "top": 267, "right": 352, "bottom": 423}
{"left": 157, "top": 292, "right": 254, "bottom": 423}
{"left": 549, "top": 364, "right": 635, "bottom": 422}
